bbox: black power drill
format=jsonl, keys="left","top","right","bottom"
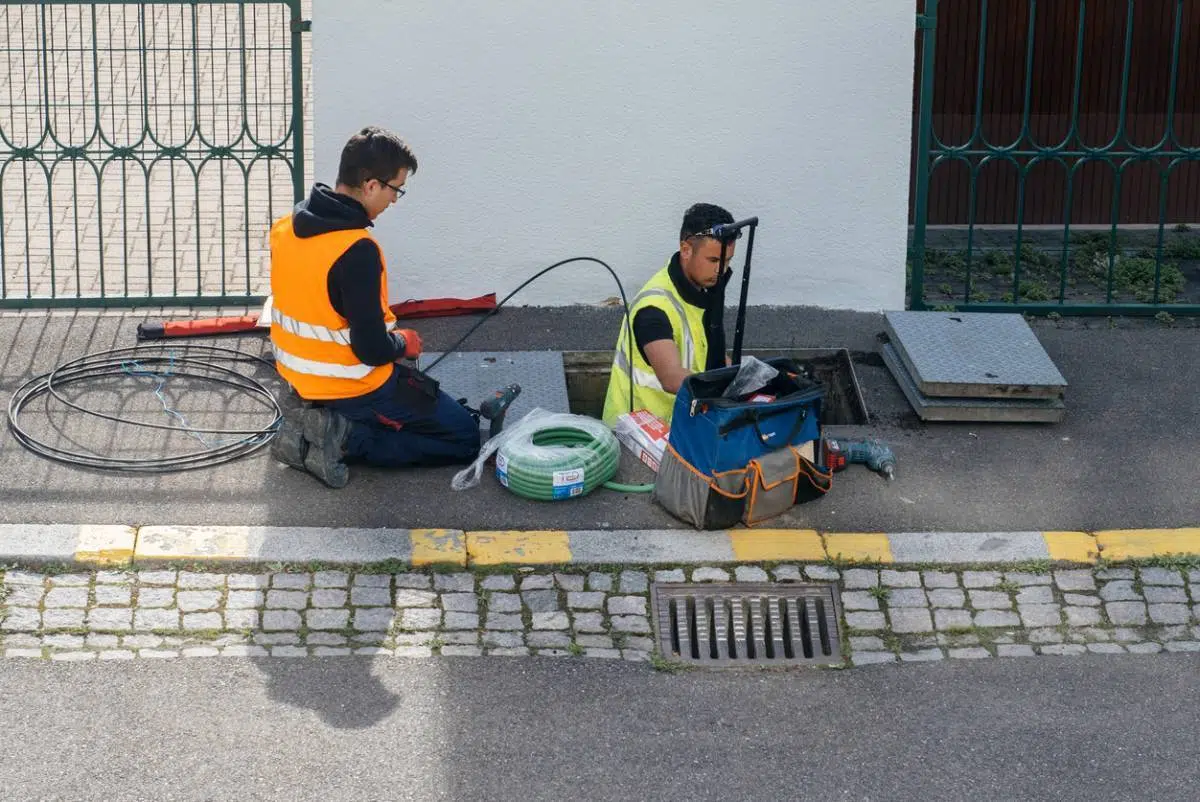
{"left": 478, "top": 383, "right": 522, "bottom": 439}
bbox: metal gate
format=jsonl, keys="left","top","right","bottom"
{"left": 910, "top": 0, "right": 1200, "bottom": 315}
{"left": 0, "top": 1, "right": 308, "bottom": 308}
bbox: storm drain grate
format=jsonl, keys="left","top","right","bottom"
{"left": 650, "top": 583, "right": 842, "bottom": 667}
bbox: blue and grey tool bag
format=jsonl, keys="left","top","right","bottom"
{"left": 653, "top": 358, "right": 828, "bottom": 529}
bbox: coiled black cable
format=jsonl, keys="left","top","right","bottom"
{"left": 7, "top": 344, "right": 281, "bottom": 473}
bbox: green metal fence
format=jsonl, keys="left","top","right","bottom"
{"left": 910, "top": 0, "right": 1200, "bottom": 315}
{"left": 0, "top": 0, "right": 308, "bottom": 308}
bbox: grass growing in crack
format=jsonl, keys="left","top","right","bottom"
{"left": 1132, "top": 554, "right": 1200, "bottom": 572}
{"left": 567, "top": 642, "right": 585, "bottom": 657}
{"left": 649, "top": 651, "right": 687, "bottom": 673}
{"left": 1013, "top": 560, "right": 1052, "bottom": 574}
{"left": 822, "top": 554, "right": 875, "bottom": 569}
{"left": 996, "top": 580, "right": 1021, "bottom": 594}
{"left": 867, "top": 586, "right": 891, "bottom": 604}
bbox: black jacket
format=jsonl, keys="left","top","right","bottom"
{"left": 289, "top": 184, "right": 405, "bottom": 366}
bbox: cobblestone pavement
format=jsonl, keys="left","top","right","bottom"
{"left": 3, "top": 563, "right": 1199, "bottom": 664}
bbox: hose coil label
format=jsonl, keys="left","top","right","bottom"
{"left": 552, "top": 468, "right": 585, "bottom": 499}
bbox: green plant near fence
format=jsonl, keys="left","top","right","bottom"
{"left": 0, "top": 0, "right": 308, "bottom": 308}
{"left": 911, "top": 0, "right": 1200, "bottom": 315}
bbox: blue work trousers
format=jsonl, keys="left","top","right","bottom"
{"left": 324, "top": 368, "right": 481, "bottom": 468}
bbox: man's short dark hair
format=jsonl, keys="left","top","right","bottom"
{"left": 336, "top": 126, "right": 419, "bottom": 188}
{"left": 680, "top": 203, "right": 735, "bottom": 241}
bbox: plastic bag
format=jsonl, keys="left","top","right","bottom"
{"left": 450, "top": 408, "right": 614, "bottom": 491}
{"left": 722, "top": 356, "right": 779, "bottom": 399}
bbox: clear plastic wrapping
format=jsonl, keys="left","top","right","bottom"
{"left": 450, "top": 408, "right": 615, "bottom": 492}
{"left": 721, "top": 356, "right": 780, "bottom": 399}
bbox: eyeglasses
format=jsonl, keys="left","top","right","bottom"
{"left": 378, "top": 178, "right": 406, "bottom": 198}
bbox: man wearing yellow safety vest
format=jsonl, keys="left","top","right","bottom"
{"left": 602, "top": 203, "right": 738, "bottom": 427}
{"left": 268, "top": 126, "right": 480, "bottom": 488}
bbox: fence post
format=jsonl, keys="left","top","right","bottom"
{"left": 289, "top": 0, "right": 309, "bottom": 204}
{"left": 910, "top": 0, "right": 939, "bottom": 311}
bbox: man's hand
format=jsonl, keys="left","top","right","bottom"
{"left": 395, "top": 328, "right": 423, "bottom": 359}
{"left": 643, "top": 339, "right": 691, "bottom": 394}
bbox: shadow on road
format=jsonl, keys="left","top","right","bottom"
{"left": 250, "top": 656, "right": 401, "bottom": 730}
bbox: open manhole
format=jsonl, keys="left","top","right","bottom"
{"left": 563, "top": 348, "right": 868, "bottom": 424}
{"left": 650, "top": 583, "right": 843, "bottom": 667}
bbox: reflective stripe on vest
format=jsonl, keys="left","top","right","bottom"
{"left": 629, "top": 287, "right": 695, "bottom": 370}
{"left": 270, "top": 306, "right": 353, "bottom": 347}
{"left": 612, "top": 347, "right": 665, "bottom": 392}
{"left": 272, "top": 346, "right": 374, "bottom": 380}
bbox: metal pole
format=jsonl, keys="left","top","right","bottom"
{"left": 731, "top": 221, "right": 757, "bottom": 365}
{"left": 910, "top": 0, "right": 939, "bottom": 311}
{"left": 289, "top": 0, "right": 307, "bottom": 203}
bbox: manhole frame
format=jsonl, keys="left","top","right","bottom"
{"left": 649, "top": 581, "right": 844, "bottom": 668}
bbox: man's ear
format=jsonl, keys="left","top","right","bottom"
{"left": 679, "top": 240, "right": 692, "bottom": 262}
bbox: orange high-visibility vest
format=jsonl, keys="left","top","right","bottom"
{"left": 268, "top": 215, "right": 397, "bottom": 400}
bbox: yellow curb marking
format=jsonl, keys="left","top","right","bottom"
{"left": 74, "top": 524, "right": 137, "bottom": 566}
{"left": 1094, "top": 528, "right": 1200, "bottom": 561}
{"left": 822, "top": 533, "right": 894, "bottom": 564}
{"left": 467, "top": 530, "right": 572, "bottom": 565}
{"left": 1042, "top": 531, "right": 1099, "bottom": 564}
{"left": 410, "top": 529, "right": 467, "bottom": 566}
{"left": 729, "top": 529, "right": 824, "bottom": 562}
{"left": 73, "top": 548, "right": 135, "bottom": 566}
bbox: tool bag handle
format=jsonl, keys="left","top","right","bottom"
{"left": 718, "top": 406, "right": 807, "bottom": 448}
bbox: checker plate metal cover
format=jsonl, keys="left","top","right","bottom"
{"left": 884, "top": 312, "right": 1067, "bottom": 400}
{"left": 882, "top": 342, "right": 1066, "bottom": 423}
{"left": 418, "top": 351, "right": 570, "bottom": 430}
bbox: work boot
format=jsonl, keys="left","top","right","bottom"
{"left": 270, "top": 412, "right": 308, "bottom": 470}
{"left": 269, "top": 386, "right": 308, "bottom": 471}
{"left": 301, "top": 407, "right": 352, "bottom": 489}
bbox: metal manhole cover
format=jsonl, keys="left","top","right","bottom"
{"left": 650, "top": 583, "right": 842, "bottom": 667}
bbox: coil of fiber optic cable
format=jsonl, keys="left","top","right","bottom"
{"left": 495, "top": 417, "right": 623, "bottom": 501}
{"left": 7, "top": 344, "right": 281, "bottom": 473}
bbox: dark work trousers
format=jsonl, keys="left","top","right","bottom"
{"left": 323, "top": 367, "right": 481, "bottom": 468}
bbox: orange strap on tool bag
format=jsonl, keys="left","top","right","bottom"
{"left": 743, "top": 445, "right": 832, "bottom": 526}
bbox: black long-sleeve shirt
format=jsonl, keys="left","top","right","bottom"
{"left": 289, "top": 183, "right": 405, "bottom": 366}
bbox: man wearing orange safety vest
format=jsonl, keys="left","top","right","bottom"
{"left": 269, "top": 126, "right": 480, "bottom": 488}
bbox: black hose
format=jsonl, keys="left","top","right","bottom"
{"left": 423, "top": 256, "right": 636, "bottom": 417}
{"left": 7, "top": 344, "right": 281, "bottom": 473}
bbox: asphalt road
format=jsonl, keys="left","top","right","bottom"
{"left": 1, "top": 655, "right": 1197, "bottom": 801}
{"left": 1, "top": 307, "right": 1197, "bottom": 532}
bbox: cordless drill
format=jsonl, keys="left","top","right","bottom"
{"left": 478, "top": 383, "right": 522, "bottom": 439}
{"left": 823, "top": 437, "right": 896, "bottom": 481}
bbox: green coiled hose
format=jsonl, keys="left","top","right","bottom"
{"left": 496, "top": 422, "right": 653, "bottom": 500}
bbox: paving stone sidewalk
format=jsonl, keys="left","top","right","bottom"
{"left": 2, "top": 564, "right": 1199, "bottom": 665}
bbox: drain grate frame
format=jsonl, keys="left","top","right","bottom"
{"left": 650, "top": 582, "right": 843, "bottom": 667}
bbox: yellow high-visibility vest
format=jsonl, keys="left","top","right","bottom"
{"left": 602, "top": 262, "right": 707, "bottom": 426}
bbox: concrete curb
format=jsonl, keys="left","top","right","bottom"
{"left": 3, "top": 524, "right": 1200, "bottom": 569}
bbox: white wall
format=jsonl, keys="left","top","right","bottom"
{"left": 313, "top": 0, "right": 914, "bottom": 311}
